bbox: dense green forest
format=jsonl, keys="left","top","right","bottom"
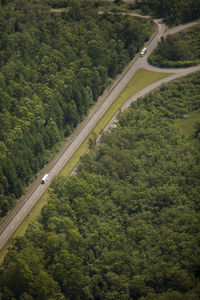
{"left": 148, "top": 25, "right": 200, "bottom": 68}
{"left": 0, "top": 0, "right": 153, "bottom": 218}
{"left": 1, "top": 72, "right": 199, "bottom": 299}
{"left": 136, "top": 0, "right": 200, "bottom": 25}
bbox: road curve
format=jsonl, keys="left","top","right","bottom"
{"left": 104, "top": 64, "right": 200, "bottom": 131}
{"left": 103, "top": 18, "right": 200, "bottom": 131}
{"left": 163, "top": 19, "right": 200, "bottom": 37}
{"left": 0, "top": 16, "right": 200, "bottom": 251}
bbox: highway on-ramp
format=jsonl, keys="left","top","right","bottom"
{"left": 0, "top": 16, "right": 200, "bottom": 251}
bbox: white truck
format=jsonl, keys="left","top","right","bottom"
{"left": 41, "top": 173, "right": 49, "bottom": 184}
{"left": 140, "top": 47, "right": 147, "bottom": 57}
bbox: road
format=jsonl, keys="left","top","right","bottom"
{"left": 163, "top": 19, "right": 200, "bottom": 37}
{"left": 0, "top": 17, "right": 200, "bottom": 251}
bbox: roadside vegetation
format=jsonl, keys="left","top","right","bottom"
{"left": 148, "top": 24, "right": 200, "bottom": 68}
{"left": 135, "top": 0, "right": 200, "bottom": 25}
{"left": 0, "top": 72, "right": 199, "bottom": 299}
{"left": 0, "top": 0, "right": 154, "bottom": 219}
{"left": 58, "top": 68, "right": 171, "bottom": 177}
{"left": 1, "top": 0, "right": 200, "bottom": 298}
{"left": 0, "top": 68, "right": 170, "bottom": 261}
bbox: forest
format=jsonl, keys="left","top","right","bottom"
{"left": 0, "top": 72, "right": 199, "bottom": 299}
{"left": 136, "top": 0, "right": 200, "bottom": 25}
{"left": 0, "top": 0, "right": 153, "bottom": 218}
{"left": 148, "top": 24, "right": 200, "bottom": 68}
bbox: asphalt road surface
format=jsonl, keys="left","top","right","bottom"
{"left": 0, "top": 17, "right": 200, "bottom": 251}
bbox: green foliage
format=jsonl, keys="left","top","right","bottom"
{"left": 1, "top": 72, "right": 200, "bottom": 299}
{"left": 114, "top": 0, "right": 124, "bottom": 6}
{"left": 0, "top": 0, "right": 152, "bottom": 218}
{"left": 137, "top": 0, "right": 200, "bottom": 25}
{"left": 148, "top": 25, "right": 200, "bottom": 68}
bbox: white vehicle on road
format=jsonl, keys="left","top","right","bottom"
{"left": 1, "top": 16, "right": 200, "bottom": 252}
{"left": 140, "top": 47, "right": 147, "bottom": 56}
{"left": 41, "top": 173, "right": 49, "bottom": 184}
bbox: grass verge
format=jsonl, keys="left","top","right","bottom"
{"left": 0, "top": 68, "right": 171, "bottom": 262}
{"left": 175, "top": 111, "right": 200, "bottom": 138}
{"left": 92, "top": 69, "right": 171, "bottom": 136}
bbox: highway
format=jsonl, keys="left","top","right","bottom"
{"left": 0, "top": 16, "right": 200, "bottom": 251}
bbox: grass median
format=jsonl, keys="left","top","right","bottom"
{"left": 0, "top": 68, "right": 171, "bottom": 262}
{"left": 59, "top": 69, "right": 171, "bottom": 176}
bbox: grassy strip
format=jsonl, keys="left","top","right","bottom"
{"left": 58, "top": 69, "right": 171, "bottom": 177}
{"left": 175, "top": 111, "right": 200, "bottom": 138}
{"left": 0, "top": 68, "right": 171, "bottom": 262}
{"left": 92, "top": 69, "right": 171, "bottom": 136}
{"left": 0, "top": 191, "right": 49, "bottom": 264}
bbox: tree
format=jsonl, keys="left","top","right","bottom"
{"left": 1, "top": 258, "right": 33, "bottom": 297}
{"left": 114, "top": 0, "right": 123, "bottom": 5}
{"left": 68, "top": 0, "right": 81, "bottom": 21}
{"left": 32, "top": 270, "right": 64, "bottom": 300}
